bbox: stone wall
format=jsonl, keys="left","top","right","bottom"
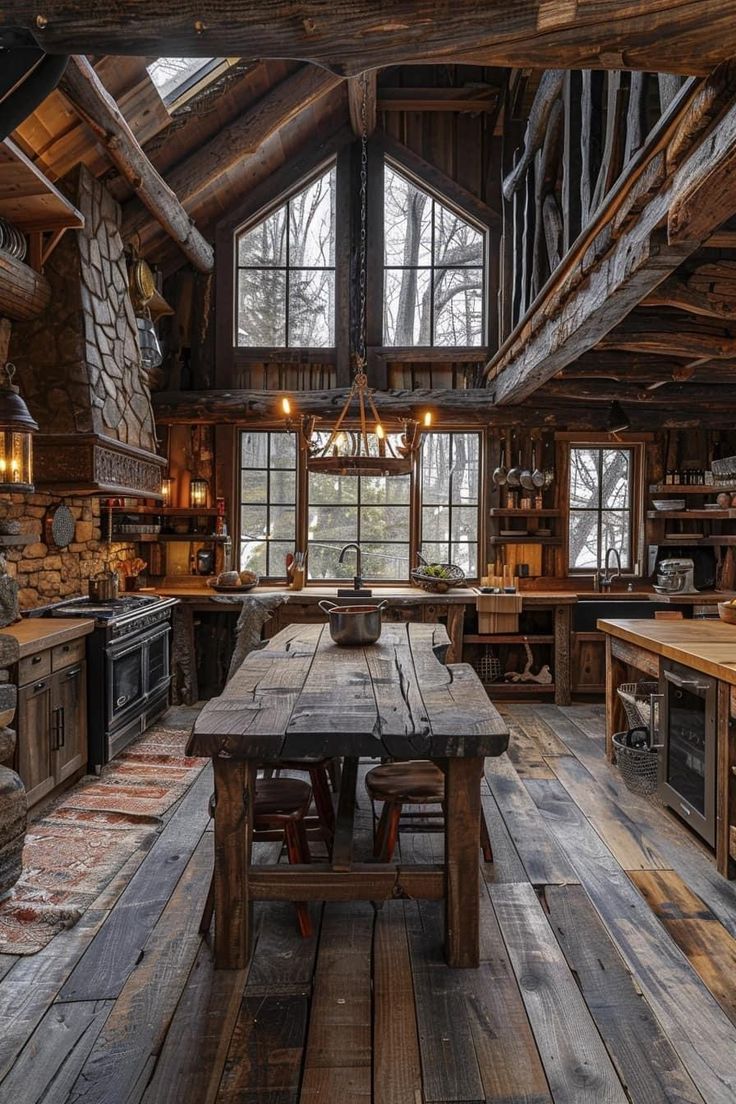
{"left": 10, "top": 165, "right": 157, "bottom": 452}
{"left": 0, "top": 493, "right": 135, "bottom": 610}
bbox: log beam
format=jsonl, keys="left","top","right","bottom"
{"left": 644, "top": 273, "right": 736, "bottom": 320}
{"left": 3, "top": 2, "right": 736, "bottom": 75}
{"left": 348, "top": 71, "right": 377, "bottom": 138}
{"left": 488, "top": 66, "right": 736, "bottom": 405}
{"left": 502, "top": 70, "right": 565, "bottom": 201}
{"left": 122, "top": 64, "right": 342, "bottom": 244}
{"left": 60, "top": 55, "right": 213, "bottom": 272}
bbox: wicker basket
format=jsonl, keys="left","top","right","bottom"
{"left": 612, "top": 731, "right": 660, "bottom": 796}
{"left": 616, "top": 681, "right": 659, "bottom": 731}
{"left": 718, "top": 601, "right": 736, "bottom": 625}
{"left": 411, "top": 556, "right": 465, "bottom": 593}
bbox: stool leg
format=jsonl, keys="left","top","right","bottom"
{"left": 480, "top": 807, "right": 494, "bottom": 862}
{"left": 309, "top": 766, "right": 336, "bottom": 843}
{"left": 373, "top": 800, "right": 392, "bottom": 858}
{"left": 327, "top": 757, "right": 342, "bottom": 791}
{"left": 284, "top": 820, "right": 313, "bottom": 939}
{"left": 379, "top": 802, "right": 402, "bottom": 863}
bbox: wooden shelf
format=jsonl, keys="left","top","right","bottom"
{"left": 649, "top": 484, "right": 736, "bottom": 494}
{"left": 489, "top": 536, "right": 561, "bottom": 545}
{"left": 111, "top": 532, "right": 228, "bottom": 543}
{"left": 465, "top": 634, "right": 554, "bottom": 644}
{"left": 661, "top": 536, "right": 736, "bottom": 546}
{"left": 0, "top": 139, "right": 84, "bottom": 235}
{"left": 647, "top": 510, "right": 736, "bottom": 519}
{"left": 489, "top": 509, "right": 560, "bottom": 517}
{"left": 112, "top": 506, "right": 220, "bottom": 516}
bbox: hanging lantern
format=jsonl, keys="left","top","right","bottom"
{"left": 0, "top": 363, "right": 38, "bottom": 493}
{"left": 136, "top": 311, "right": 163, "bottom": 370}
{"left": 161, "top": 476, "right": 175, "bottom": 505}
{"left": 189, "top": 477, "right": 209, "bottom": 509}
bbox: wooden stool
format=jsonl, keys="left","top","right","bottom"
{"left": 365, "top": 760, "right": 493, "bottom": 863}
{"left": 276, "top": 758, "right": 337, "bottom": 844}
{"left": 200, "top": 776, "right": 313, "bottom": 939}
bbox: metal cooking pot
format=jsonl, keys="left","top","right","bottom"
{"left": 89, "top": 569, "right": 119, "bottom": 601}
{"left": 319, "top": 600, "right": 388, "bottom": 646}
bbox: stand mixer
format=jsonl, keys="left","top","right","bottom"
{"left": 654, "top": 558, "right": 698, "bottom": 594}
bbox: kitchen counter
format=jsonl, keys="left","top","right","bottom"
{"left": 0, "top": 617, "right": 94, "bottom": 659}
{"left": 144, "top": 583, "right": 579, "bottom": 605}
{"left": 597, "top": 617, "right": 736, "bottom": 684}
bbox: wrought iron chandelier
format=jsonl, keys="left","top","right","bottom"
{"left": 280, "top": 73, "right": 432, "bottom": 476}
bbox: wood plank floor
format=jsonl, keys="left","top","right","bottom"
{"left": 2, "top": 702, "right": 736, "bottom": 1103}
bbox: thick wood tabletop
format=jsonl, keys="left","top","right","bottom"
{"left": 188, "top": 621, "right": 508, "bottom": 761}
{"left": 598, "top": 617, "right": 736, "bottom": 684}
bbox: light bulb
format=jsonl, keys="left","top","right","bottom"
{"left": 375, "top": 423, "right": 385, "bottom": 439}
{"left": 423, "top": 411, "right": 432, "bottom": 427}
{"left": 281, "top": 397, "right": 292, "bottom": 416}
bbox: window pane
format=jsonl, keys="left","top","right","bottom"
{"left": 434, "top": 203, "right": 484, "bottom": 266}
{"left": 289, "top": 169, "right": 336, "bottom": 267}
{"left": 569, "top": 448, "right": 599, "bottom": 509}
{"left": 422, "top": 505, "right": 450, "bottom": 543}
{"left": 384, "top": 166, "right": 432, "bottom": 266}
{"left": 270, "top": 469, "right": 295, "bottom": 504}
{"left": 288, "top": 269, "right": 335, "bottom": 347}
{"left": 451, "top": 542, "right": 477, "bottom": 576}
{"left": 602, "top": 511, "right": 631, "bottom": 568}
{"left": 268, "top": 541, "right": 293, "bottom": 577}
{"left": 308, "top": 504, "right": 358, "bottom": 542}
{"left": 270, "top": 433, "right": 296, "bottom": 470}
{"left": 433, "top": 268, "right": 484, "bottom": 346}
{"left": 237, "top": 269, "right": 286, "bottom": 346}
{"left": 308, "top": 473, "right": 358, "bottom": 505}
{"left": 383, "top": 268, "right": 432, "bottom": 345}
{"left": 362, "top": 542, "right": 410, "bottom": 580}
{"left": 453, "top": 506, "right": 478, "bottom": 541}
{"left": 242, "top": 431, "right": 270, "bottom": 469}
{"left": 569, "top": 509, "right": 600, "bottom": 570}
{"left": 238, "top": 207, "right": 286, "bottom": 266}
{"left": 360, "top": 474, "right": 410, "bottom": 505}
{"left": 270, "top": 505, "right": 296, "bottom": 540}
{"left": 361, "top": 506, "right": 409, "bottom": 541}
{"left": 241, "top": 506, "right": 268, "bottom": 540}
{"left": 601, "top": 449, "right": 631, "bottom": 509}
{"left": 420, "top": 541, "right": 450, "bottom": 565}
{"left": 147, "top": 57, "right": 217, "bottom": 102}
{"left": 241, "top": 541, "right": 267, "bottom": 576}
{"left": 241, "top": 469, "right": 267, "bottom": 503}
{"left": 451, "top": 434, "right": 480, "bottom": 503}
{"left": 308, "top": 543, "right": 350, "bottom": 581}
{"left": 421, "top": 433, "right": 452, "bottom": 504}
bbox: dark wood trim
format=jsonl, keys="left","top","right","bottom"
{"left": 370, "top": 345, "right": 489, "bottom": 363}
{"left": 378, "top": 131, "right": 500, "bottom": 227}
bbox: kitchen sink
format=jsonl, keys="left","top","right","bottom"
{"left": 574, "top": 599, "right": 691, "bottom": 631}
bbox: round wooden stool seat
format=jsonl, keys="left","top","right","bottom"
{"left": 208, "top": 777, "right": 311, "bottom": 820}
{"left": 365, "top": 760, "right": 445, "bottom": 804}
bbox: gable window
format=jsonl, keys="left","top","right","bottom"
{"left": 383, "top": 164, "right": 486, "bottom": 347}
{"left": 235, "top": 166, "right": 336, "bottom": 349}
{"left": 568, "top": 446, "right": 634, "bottom": 572}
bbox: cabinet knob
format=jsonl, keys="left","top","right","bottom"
{"left": 32, "top": 655, "right": 42, "bottom": 664}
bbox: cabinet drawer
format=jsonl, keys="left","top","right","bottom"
{"left": 18, "top": 649, "right": 51, "bottom": 685}
{"left": 52, "top": 637, "right": 87, "bottom": 671}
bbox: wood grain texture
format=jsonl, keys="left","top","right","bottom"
{"left": 373, "top": 903, "right": 422, "bottom": 1104}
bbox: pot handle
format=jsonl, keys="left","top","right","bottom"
{"left": 376, "top": 600, "right": 390, "bottom": 611}
{"left": 318, "top": 601, "right": 337, "bottom": 615}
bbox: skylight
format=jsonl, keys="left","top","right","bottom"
{"left": 147, "top": 57, "right": 222, "bottom": 106}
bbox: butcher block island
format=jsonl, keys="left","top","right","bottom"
{"left": 5, "top": 7, "right": 736, "bottom": 1103}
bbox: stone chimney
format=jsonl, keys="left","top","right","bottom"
{"left": 10, "top": 165, "right": 164, "bottom": 497}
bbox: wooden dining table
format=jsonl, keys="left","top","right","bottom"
{"left": 187, "top": 620, "right": 509, "bottom": 969}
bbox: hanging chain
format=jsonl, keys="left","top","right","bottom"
{"left": 356, "top": 70, "right": 369, "bottom": 378}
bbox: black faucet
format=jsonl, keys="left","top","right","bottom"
{"left": 337, "top": 543, "right": 372, "bottom": 597}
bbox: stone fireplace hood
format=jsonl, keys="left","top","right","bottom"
{"left": 10, "top": 165, "right": 165, "bottom": 499}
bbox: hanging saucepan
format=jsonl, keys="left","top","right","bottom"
{"left": 520, "top": 442, "right": 536, "bottom": 490}
{"left": 531, "top": 440, "right": 545, "bottom": 489}
{"left": 507, "top": 449, "right": 523, "bottom": 488}
{"left": 492, "top": 437, "right": 508, "bottom": 486}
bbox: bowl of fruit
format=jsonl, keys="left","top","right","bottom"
{"left": 208, "top": 569, "right": 260, "bottom": 593}
{"left": 411, "top": 554, "right": 465, "bottom": 593}
{"left": 717, "top": 600, "right": 736, "bottom": 625}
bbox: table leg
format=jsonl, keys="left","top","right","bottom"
{"left": 605, "top": 637, "right": 628, "bottom": 762}
{"left": 331, "top": 756, "right": 359, "bottom": 872}
{"left": 443, "top": 756, "right": 483, "bottom": 968}
{"left": 554, "top": 604, "right": 572, "bottom": 706}
{"left": 213, "top": 757, "right": 256, "bottom": 969}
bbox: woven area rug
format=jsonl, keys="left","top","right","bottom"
{"left": 0, "top": 724, "right": 207, "bottom": 955}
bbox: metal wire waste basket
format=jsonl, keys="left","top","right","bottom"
{"left": 611, "top": 730, "right": 660, "bottom": 796}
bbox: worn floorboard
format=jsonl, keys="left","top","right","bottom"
{"left": 0, "top": 704, "right": 735, "bottom": 1103}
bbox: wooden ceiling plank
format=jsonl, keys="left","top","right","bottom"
{"left": 122, "top": 64, "right": 342, "bottom": 244}
{"left": 377, "top": 87, "right": 497, "bottom": 113}
{"left": 3, "top": 2, "right": 736, "bottom": 74}
{"left": 60, "top": 55, "right": 213, "bottom": 272}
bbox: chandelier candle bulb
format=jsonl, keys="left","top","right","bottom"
{"left": 281, "top": 397, "right": 292, "bottom": 416}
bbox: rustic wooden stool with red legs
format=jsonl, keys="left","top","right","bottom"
{"left": 365, "top": 760, "right": 493, "bottom": 863}
{"left": 276, "top": 759, "right": 337, "bottom": 848}
{"left": 200, "top": 777, "right": 314, "bottom": 938}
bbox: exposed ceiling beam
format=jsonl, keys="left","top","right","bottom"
{"left": 60, "top": 55, "right": 213, "bottom": 272}
{"left": 376, "top": 87, "right": 498, "bottom": 113}
{"left": 122, "top": 64, "right": 342, "bottom": 245}
{"left": 597, "top": 309, "right": 736, "bottom": 359}
{"left": 348, "top": 71, "right": 377, "bottom": 138}
{"left": 2, "top": 2, "right": 736, "bottom": 75}
{"left": 644, "top": 269, "right": 736, "bottom": 320}
{"left": 488, "top": 64, "right": 736, "bottom": 405}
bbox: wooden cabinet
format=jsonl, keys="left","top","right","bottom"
{"left": 15, "top": 640, "right": 88, "bottom": 809}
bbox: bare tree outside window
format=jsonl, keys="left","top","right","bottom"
{"left": 568, "top": 447, "right": 633, "bottom": 571}
{"left": 236, "top": 167, "right": 336, "bottom": 348}
{"left": 383, "top": 165, "right": 485, "bottom": 346}
{"left": 239, "top": 431, "right": 297, "bottom": 577}
{"left": 147, "top": 57, "right": 220, "bottom": 104}
{"left": 420, "top": 432, "right": 480, "bottom": 576}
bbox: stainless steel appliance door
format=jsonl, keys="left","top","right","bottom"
{"left": 144, "top": 624, "right": 171, "bottom": 698}
{"left": 106, "top": 635, "right": 146, "bottom": 732}
{"left": 660, "top": 662, "right": 717, "bottom": 846}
